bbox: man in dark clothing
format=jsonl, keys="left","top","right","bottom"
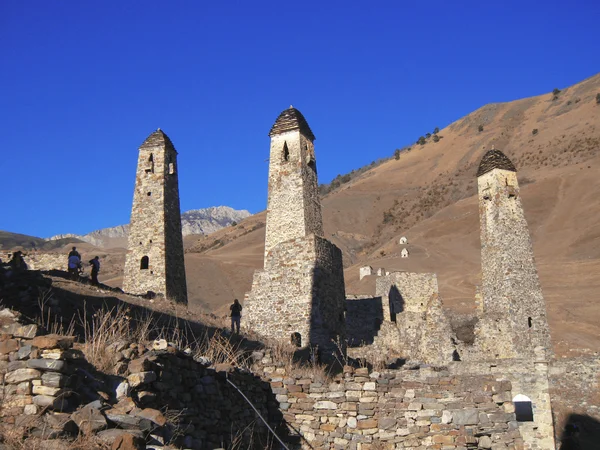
{"left": 89, "top": 256, "right": 100, "bottom": 286}
{"left": 230, "top": 299, "right": 242, "bottom": 334}
{"left": 68, "top": 247, "right": 81, "bottom": 259}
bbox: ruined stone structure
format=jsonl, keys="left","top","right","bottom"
{"left": 123, "top": 130, "right": 187, "bottom": 304}
{"left": 359, "top": 266, "right": 373, "bottom": 280}
{"left": 245, "top": 108, "right": 346, "bottom": 359}
{"left": 473, "top": 149, "right": 552, "bottom": 360}
{"left": 370, "top": 272, "right": 455, "bottom": 365}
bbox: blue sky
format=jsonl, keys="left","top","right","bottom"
{"left": 1, "top": 1, "right": 598, "bottom": 238}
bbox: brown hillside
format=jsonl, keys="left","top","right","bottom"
{"left": 104, "top": 73, "right": 600, "bottom": 355}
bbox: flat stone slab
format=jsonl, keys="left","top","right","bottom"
{"left": 71, "top": 405, "right": 107, "bottom": 434}
{"left": 5, "top": 368, "right": 42, "bottom": 384}
{"left": 31, "top": 334, "right": 75, "bottom": 350}
{"left": 27, "top": 358, "right": 67, "bottom": 372}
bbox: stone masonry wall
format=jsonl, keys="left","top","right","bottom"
{"left": 245, "top": 235, "right": 346, "bottom": 360}
{"left": 476, "top": 168, "right": 552, "bottom": 360}
{"left": 4, "top": 252, "right": 65, "bottom": 272}
{"left": 0, "top": 308, "right": 276, "bottom": 449}
{"left": 123, "top": 130, "right": 187, "bottom": 304}
{"left": 548, "top": 356, "right": 600, "bottom": 441}
{"left": 255, "top": 357, "right": 536, "bottom": 449}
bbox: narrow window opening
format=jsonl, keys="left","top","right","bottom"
{"left": 282, "top": 142, "right": 289, "bottom": 162}
{"left": 149, "top": 239, "right": 153, "bottom": 243}
{"left": 139, "top": 242, "right": 142, "bottom": 245}
{"left": 452, "top": 350, "right": 461, "bottom": 361}
{"left": 147, "top": 192, "right": 152, "bottom": 196}
{"left": 528, "top": 317, "right": 532, "bottom": 328}
{"left": 145, "top": 153, "right": 154, "bottom": 173}
{"left": 513, "top": 394, "right": 534, "bottom": 422}
{"left": 308, "top": 159, "right": 317, "bottom": 173}
{"left": 291, "top": 332, "right": 301, "bottom": 348}
{"left": 140, "top": 256, "right": 149, "bottom": 270}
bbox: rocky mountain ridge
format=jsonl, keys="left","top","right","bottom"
{"left": 47, "top": 206, "right": 251, "bottom": 248}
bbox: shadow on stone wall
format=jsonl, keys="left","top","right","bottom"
{"left": 345, "top": 297, "right": 383, "bottom": 347}
{"left": 0, "top": 269, "right": 307, "bottom": 448}
{"left": 389, "top": 285, "right": 404, "bottom": 320}
{"left": 559, "top": 414, "right": 600, "bottom": 450}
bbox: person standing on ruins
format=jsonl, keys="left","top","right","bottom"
{"left": 230, "top": 299, "right": 242, "bottom": 334}
{"left": 89, "top": 256, "right": 100, "bottom": 287}
{"left": 68, "top": 252, "right": 81, "bottom": 281}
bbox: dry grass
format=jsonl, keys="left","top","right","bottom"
{"left": 78, "top": 304, "right": 250, "bottom": 374}
{"left": 0, "top": 425, "right": 110, "bottom": 449}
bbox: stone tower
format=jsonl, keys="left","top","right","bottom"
{"left": 263, "top": 107, "right": 323, "bottom": 256}
{"left": 475, "top": 149, "right": 551, "bottom": 359}
{"left": 245, "top": 107, "right": 346, "bottom": 359}
{"left": 123, "top": 129, "right": 188, "bottom": 304}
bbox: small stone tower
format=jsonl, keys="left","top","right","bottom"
{"left": 475, "top": 149, "right": 551, "bottom": 359}
{"left": 245, "top": 107, "right": 346, "bottom": 359}
{"left": 123, "top": 129, "right": 188, "bottom": 304}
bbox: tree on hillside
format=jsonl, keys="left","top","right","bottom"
{"left": 417, "top": 136, "right": 426, "bottom": 146}
{"left": 425, "top": 132, "right": 431, "bottom": 139}
{"left": 394, "top": 149, "right": 401, "bottom": 160}
{"left": 433, "top": 127, "right": 439, "bottom": 134}
{"left": 596, "top": 93, "right": 600, "bottom": 104}
{"left": 478, "top": 124, "right": 484, "bottom": 132}
{"left": 433, "top": 134, "right": 440, "bottom": 143}
{"left": 552, "top": 88, "right": 561, "bottom": 96}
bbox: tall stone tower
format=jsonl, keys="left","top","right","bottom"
{"left": 123, "top": 129, "right": 188, "bottom": 304}
{"left": 475, "top": 149, "right": 551, "bottom": 359}
{"left": 263, "top": 107, "right": 323, "bottom": 256}
{"left": 245, "top": 107, "right": 346, "bottom": 360}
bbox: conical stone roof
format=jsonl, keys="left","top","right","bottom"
{"left": 476, "top": 149, "right": 516, "bottom": 177}
{"left": 269, "top": 107, "right": 315, "bottom": 141}
{"left": 140, "top": 129, "right": 176, "bottom": 153}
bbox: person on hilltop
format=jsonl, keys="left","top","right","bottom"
{"left": 89, "top": 256, "right": 100, "bottom": 287}
{"left": 230, "top": 299, "right": 242, "bottom": 334}
{"left": 67, "top": 252, "right": 81, "bottom": 281}
{"left": 68, "top": 246, "right": 81, "bottom": 259}
{"left": 9, "top": 251, "right": 27, "bottom": 274}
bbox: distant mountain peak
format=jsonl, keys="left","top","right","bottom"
{"left": 47, "top": 206, "right": 251, "bottom": 248}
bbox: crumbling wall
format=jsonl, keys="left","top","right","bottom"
{"left": 3, "top": 252, "right": 66, "bottom": 272}
{"left": 0, "top": 308, "right": 278, "bottom": 449}
{"left": 352, "top": 272, "right": 457, "bottom": 365}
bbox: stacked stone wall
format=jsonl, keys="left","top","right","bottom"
{"left": 255, "top": 358, "right": 537, "bottom": 449}
{"left": 548, "top": 356, "right": 600, "bottom": 440}
{"left": 0, "top": 308, "right": 276, "bottom": 449}
{"left": 3, "top": 252, "right": 66, "bottom": 272}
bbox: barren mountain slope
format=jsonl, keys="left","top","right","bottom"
{"left": 180, "top": 73, "right": 600, "bottom": 354}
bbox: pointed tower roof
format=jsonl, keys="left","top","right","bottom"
{"left": 269, "top": 107, "right": 315, "bottom": 141}
{"left": 477, "top": 149, "right": 516, "bottom": 177}
{"left": 140, "top": 129, "right": 177, "bottom": 153}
